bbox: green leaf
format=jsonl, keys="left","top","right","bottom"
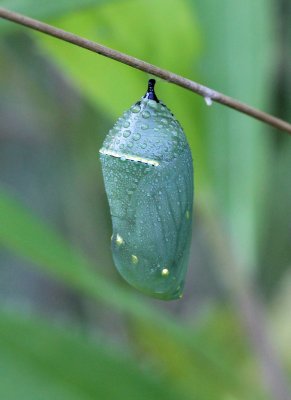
{"left": 132, "top": 306, "right": 270, "bottom": 400}
{"left": 0, "top": 187, "right": 155, "bottom": 320}
{"left": 0, "top": 0, "right": 116, "bottom": 32}
{"left": 0, "top": 311, "right": 180, "bottom": 400}
{"left": 192, "top": 0, "right": 275, "bottom": 271}
{"left": 0, "top": 187, "right": 256, "bottom": 399}
{"left": 35, "top": 0, "right": 209, "bottom": 187}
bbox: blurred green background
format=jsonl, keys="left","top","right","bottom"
{"left": 0, "top": 0, "right": 290, "bottom": 399}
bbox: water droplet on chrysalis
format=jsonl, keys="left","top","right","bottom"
{"left": 132, "top": 104, "right": 141, "bottom": 113}
{"left": 123, "top": 130, "right": 131, "bottom": 138}
{"left": 142, "top": 110, "right": 151, "bottom": 119}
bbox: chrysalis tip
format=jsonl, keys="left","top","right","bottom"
{"left": 144, "top": 79, "right": 159, "bottom": 102}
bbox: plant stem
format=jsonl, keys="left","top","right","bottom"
{"left": 197, "top": 198, "right": 291, "bottom": 400}
{"left": 1, "top": 7, "right": 291, "bottom": 135}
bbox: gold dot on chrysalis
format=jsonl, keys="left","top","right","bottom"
{"left": 179, "top": 293, "right": 184, "bottom": 299}
{"left": 161, "top": 268, "right": 169, "bottom": 277}
{"left": 116, "top": 234, "right": 124, "bottom": 246}
{"left": 131, "top": 255, "right": 138, "bottom": 264}
{"left": 186, "top": 210, "right": 190, "bottom": 220}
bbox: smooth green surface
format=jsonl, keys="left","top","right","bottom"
{"left": 0, "top": 0, "right": 116, "bottom": 31}
{"left": 100, "top": 95, "right": 193, "bottom": 299}
{"left": 193, "top": 0, "right": 275, "bottom": 271}
{"left": 0, "top": 188, "right": 258, "bottom": 399}
{"left": 0, "top": 311, "right": 180, "bottom": 400}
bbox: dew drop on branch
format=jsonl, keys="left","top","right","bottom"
{"left": 204, "top": 96, "right": 213, "bottom": 106}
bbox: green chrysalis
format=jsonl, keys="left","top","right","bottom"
{"left": 99, "top": 79, "right": 193, "bottom": 300}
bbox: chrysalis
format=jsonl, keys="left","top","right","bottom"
{"left": 99, "top": 79, "right": 193, "bottom": 300}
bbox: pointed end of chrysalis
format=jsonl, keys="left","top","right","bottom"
{"left": 144, "top": 79, "right": 159, "bottom": 102}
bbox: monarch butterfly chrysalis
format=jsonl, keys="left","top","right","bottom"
{"left": 99, "top": 79, "right": 193, "bottom": 300}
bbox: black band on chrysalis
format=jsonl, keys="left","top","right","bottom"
{"left": 143, "top": 79, "right": 159, "bottom": 102}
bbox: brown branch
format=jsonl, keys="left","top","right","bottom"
{"left": 1, "top": 7, "right": 291, "bottom": 135}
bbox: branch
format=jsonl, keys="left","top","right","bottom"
{"left": 1, "top": 7, "right": 291, "bottom": 135}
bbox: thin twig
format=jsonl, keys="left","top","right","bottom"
{"left": 1, "top": 7, "right": 291, "bottom": 135}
